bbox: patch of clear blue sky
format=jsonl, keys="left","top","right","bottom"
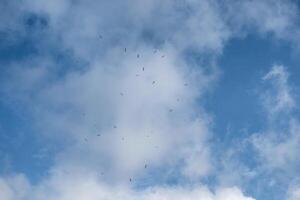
{"left": 207, "top": 33, "right": 300, "bottom": 140}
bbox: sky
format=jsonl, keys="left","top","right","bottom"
{"left": 1, "top": 0, "right": 300, "bottom": 200}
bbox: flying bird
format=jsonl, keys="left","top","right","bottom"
{"left": 152, "top": 81, "right": 156, "bottom": 84}
{"left": 137, "top": 54, "right": 140, "bottom": 58}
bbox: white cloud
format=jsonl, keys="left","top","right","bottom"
{"left": 224, "top": 0, "right": 299, "bottom": 40}
{"left": 288, "top": 186, "right": 300, "bottom": 200}
{"left": 0, "top": 173, "right": 254, "bottom": 200}
{"left": 251, "top": 65, "right": 300, "bottom": 170}
{"left": 262, "top": 64, "right": 295, "bottom": 115}
{"left": 1, "top": 0, "right": 226, "bottom": 182}
{"left": 0, "top": 175, "right": 31, "bottom": 200}
{"left": 252, "top": 119, "right": 300, "bottom": 170}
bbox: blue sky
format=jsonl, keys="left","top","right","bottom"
{"left": 1, "top": 0, "right": 300, "bottom": 200}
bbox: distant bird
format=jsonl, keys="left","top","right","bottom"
{"left": 184, "top": 83, "right": 188, "bottom": 86}
{"left": 124, "top": 47, "right": 127, "bottom": 52}
{"left": 153, "top": 50, "right": 157, "bottom": 54}
{"left": 130, "top": 178, "right": 132, "bottom": 182}
{"left": 144, "top": 164, "right": 147, "bottom": 169}
{"left": 120, "top": 92, "right": 124, "bottom": 96}
{"left": 152, "top": 81, "right": 156, "bottom": 84}
{"left": 97, "top": 134, "right": 101, "bottom": 137}
{"left": 113, "top": 125, "right": 117, "bottom": 129}
{"left": 99, "top": 34, "right": 103, "bottom": 39}
{"left": 84, "top": 138, "right": 88, "bottom": 142}
{"left": 137, "top": 54, "right": 140, "bottom": 58}
{"left": 161, "top": 55, "right": 165, "bottom": 58}
{"left": 169, "top": 109, "right": 173, "bottom": 112}
{"left": 142, "top": 67, "right": 144, "bottom": 71}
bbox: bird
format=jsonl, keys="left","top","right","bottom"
{"left": 184, "top": 83, "right": 188, "bottom": 86}
{"left": 97, "top": 134, "right": 101, "bottom": 137}
{"left": 84, "top": 138, "right": 88, "bottom": 142}
{"left": 120, "top": 92, "right": 124, "bottom": 96}
{"left": 129, "top": 178, "right": 132, "bottom": 182}
{"left": 153, "top": 50, "right": 157, "bottom": 54}
{"left": 161, "top": 55, "right": 165, "bottom": 58}
{"left": 142, "top": 67, "right": 144, "bottom": 71}
{"left": 137, "top": 54, "right": 140, "bottom": 58}
{"left": 99, "top": 34, "right": 103, "bottom": 39}
{"left": 113, "top": 125, "right": 117, "bottom": 129}
{"left": 152, "top": 81, "right": 156, "bottom": 84}
{"left": 169, "top": 109, "right": 173, "bottom": 112}
{"left": 124, "top": 47, "right": 127, "bottom": 52}
{"left": 144, "top": 164, "right": 147, "bottom": 169}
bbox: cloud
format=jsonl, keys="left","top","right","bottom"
{"left": 0, "top": 0, "right": 225, "bottom": 183}
{"left": 0, "top": 174, "right": 30, "bottom": 200}
{"left": 224, "top": 0, "right": 299, "bottom": 40}
{"left": 251, "top": 65, "right": 300, "bottom": 170}
{"left": 262, "top": 65, "right": 295, "bottom": 115}
{"left": 288, "top": 186, "right": 300, "bottom": 200}
{"left": 0, "top": 173, "right": 254, "bottom": 200}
